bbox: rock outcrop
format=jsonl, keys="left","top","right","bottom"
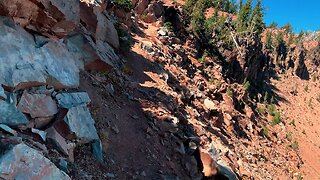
{"left": 0, "top": 143, "right": 70, "bottom": 179}
{"left": 0, "top": 0, "right": 117, "bottom": 178}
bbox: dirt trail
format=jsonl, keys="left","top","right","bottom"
{"left": 272, "top": 76, "right": 320, "bottom": 179}
{"left": 74, "top": 39, "right": 191, "bottom": 179}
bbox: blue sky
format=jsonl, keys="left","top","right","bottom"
{"left": 261, "top": 0, "right": 320, "bottom": 33}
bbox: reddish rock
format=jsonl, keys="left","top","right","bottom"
{"left": 200, "top": 150, "right": 218, "bottom": 177}
{"left": 204, "top": 98, "right": 218, "bottom": 111}
{"left": 0, "top": 144, "right": 70, "bottom": 179}
{"left": 46, "top": 127, "right": 74, "bottom": 161}
{"left": 17, "top": 91, "right": 58, "bottom": 118}
{"left": 34, "top": 117, "right": 54, "bottom": 129}
{"left": 244, "top": 105, "right": 254, "bottom": 120}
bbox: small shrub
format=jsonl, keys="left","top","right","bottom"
{"left": 286, "top": 132, "right": 293, "bottom": 142}
{"left": 270, "top": 96, "right": 275, "bottom": 104}
{"left": 304, "top": 85, "right": 308, "bottom": 92}
{"left": 289, "top": 120, "right": 296, "bottom": 127}
{"left": 164, "top": 22, "right": 174, "bottom": 32}
{"left": 291, "top": 84, "right": 298, "bottom": 96}
{"left": 226, "top": 87, "right": 233, "bottom": 96}
{"left": 296, "top": 174, "right": 303, "bottom": 180}
{"left": 290, "top": 141, "right": 299, "bottom": 151}
{"left": 198, "top": 50, "right": 208, "bottom": 62}
{"left": 308, "top": 98, "right": 313, "bottom": 109}
{"left": 262, "top": 126, "right": 269, "bottom": 137}
{"left": 302, "top": 129, "right": 306, "bottom": 135}
{"left": 243, "top": 81, "right": 251, "bottom": 91}
{"left": 113, "top": 0, "right": 132, "bottom": 12}
{"left": 312, "top": 74, "right": 317, "bottom": 82}
{"left": 257, "top": 107, "right": 265, "bottom": 114}
{"left": 317, "top": 95, "right": 320, "bottom": 103}
{"left": 268, "top": 105, "right": 276, "bottom": 116}
{"left": 271, "top": 112, "right": 281, "bottom": 125}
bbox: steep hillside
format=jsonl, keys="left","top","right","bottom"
{"left": 0, "top": 0, "right": 319, "bottom": 180}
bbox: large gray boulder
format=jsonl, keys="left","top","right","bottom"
{"left": 64, "top": 105, "right": 99, "bottom": 142}
{"left": 0, "top": 143, "right": 70, "bottom": 180}
{"left": 56, "top": 92, "right": 91, "bottom": 109}
{"left": 0, "top": 100, "right": 28, "bottom": 126}
{"left": 0, "top": 16, "right": 79, "bottom": 90}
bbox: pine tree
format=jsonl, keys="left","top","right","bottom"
{"left": 266, "top": 31, "right": 273, "bottom": 50}
{"left": 287, "top": 32, "right": 295, "bottom": 46}
{"left": 250, "top": 0, "right": 265, "bottom": 35}
{"left": 236, "top": 0, "right": 253, "bottom": 32}
{"left": 190, "top": 0, "right": 206, "bottom": 35}
{"left": 268, "top": 22, "right": 278, "bottom": 28}
{"left": 283, "top": 23, "right": 293, "bottom": 34}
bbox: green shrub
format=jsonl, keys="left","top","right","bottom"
{"left": 257, "top": 107, "right": 265, "bottom": 114}
{"left": 243, "top": 81, "right": 251, "bottom": 91}
{"left": 271, "top": 111, "right": 281, "bottom": 125}
{"left": 226, "top": 87, "right": 233, "bottom": 96}
{"left": 268, "top": 105, "right": 276, "bottom": 116}
{"left": 164, "top": 22, "right": 174, "bottom": 32}
{"left": 312, "top": 74, "right": 317, "bottom": 82}
{"left": 304, "top": 85, "right": 308, "bottom": 92}
{"left": 262, "top": 126, "right": 269, "bottom": 137}
{"left": 290, "top": 141, "right": 299, "bottom": 151}
{"left": 113, "top": 0, "right": 132, "bottom": 12}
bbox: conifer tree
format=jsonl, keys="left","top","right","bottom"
{"left": 266, "top": 31, "right": 273, "bottom": 50}
{"left": 236, "top": 0, "right": 253, "bottom": 32}
{"left": 251, "top": 0, "right": 265, "bottom": 35}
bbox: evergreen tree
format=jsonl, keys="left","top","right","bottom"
{"left": 183, "top": 0, "right": 197, "bottom": 14}
{"left": 275, "top": 32, "right": 287, "bottom": 57}
{"left": 268, "top": 22, "right": 278, "bottom": 28}
{"left": 283, "top": 23, "right": 293, "bottom": 34}
{"left": 250, "top": 0, "right": 265, "bottom": 35}
{"left": 190, "top": 0, "right": 206, "bottom": 35}
{"left": 287, "top": 32, "right": 295, "bottom": 46}
{"left": 236, "top": 0, "right": 253, "bottom": 32}
{"left": 266, "top": 31, "right": 273, "bottom": 50}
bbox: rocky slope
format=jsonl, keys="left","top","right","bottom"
{"left": 0, "top": 0, "right": 319, "bottom": 180}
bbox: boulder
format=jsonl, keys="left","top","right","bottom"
{"left": 0, "top": 143, "right": 70, "bottom": 179}
{"left": 34, "top": 117, "right": 55, "bottom": 129}
{"left": 0, "top": 0, "right": 79, "bottom": 37}
{"left": 0, "top": 17, "right": 80, "bottom": 90}
{"left": 46, "top": 127, "right": 71, "bottom": 156}
{"left": 0, "top": 101, "right": 28, "bottom": 126}
{"left": 66, "top": 33, "right": 114, "bottom": 72}
{"left": 200, "top": 150, "right": 218, "bottom": 177}
{"left": 95, "top": 12, "right": 119, "bottom": 49}
{"left": 17, "top": 91, "right": 58, "bottom": 118}
{"left": 64, "top": 105, "right": 99, "bottom": 142}
{"left": 56, "top": 92, "right": 91, "bottom": 109}
{"left": 204, "top": 98, "right": 218, "bottom": 111}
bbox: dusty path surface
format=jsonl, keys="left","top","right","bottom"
{"left": 272, "top": 76, "right": 320, "bottom": 179}
{"left": 72, "top": 40, "right": 191, "bottom": 179}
